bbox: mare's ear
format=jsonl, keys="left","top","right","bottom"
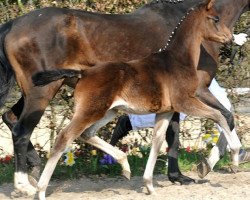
{"left": 205, "top": 0, "right": 215, "bottom": 10}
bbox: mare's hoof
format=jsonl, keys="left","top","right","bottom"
{"left": 28, "top": 166, "right": 40, "bottom": 187}
{"left": 197, "top": 159, "right": 211, "bottom": 179}
{"left": 11, "top": 185, "right": 36, "bottom": 198}
{"left": 168, "top": 172, "right": 195, "bottom": 185}
{"left": 122, "top": 170, "right": 131, "bottom": 180}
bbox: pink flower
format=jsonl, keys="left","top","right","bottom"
{"left": 186, "top": 146, "right": 191, "bottom": 153}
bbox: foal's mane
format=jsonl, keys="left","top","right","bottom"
{"left": 158, "top": 5, "right": 198, "bottom": 52}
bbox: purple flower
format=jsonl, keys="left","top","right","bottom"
{"left": 99, "top": 154, "right": 117, "bottom": 165}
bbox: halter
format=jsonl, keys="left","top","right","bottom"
{"left": 158, "top": 7, "right": 195, "bottom": 52}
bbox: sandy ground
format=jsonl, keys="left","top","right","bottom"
{"left": 0, "top": 171, "right": 250, "bottom": 200}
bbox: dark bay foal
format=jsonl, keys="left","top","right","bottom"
{"left": 32, "top": 0, "right": 240, "bottom": 198}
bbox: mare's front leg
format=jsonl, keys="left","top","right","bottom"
{"left": 2, "top": 96, "right": 41, "bottom": 185}
{"left": 143, "top": 112, "right": 173, "bottom": 195}
{"left": 12, "top": 84, "right": 61, "bottom": 196}
{"left": 166, "top": 112, "right": 195, "bottom": 184}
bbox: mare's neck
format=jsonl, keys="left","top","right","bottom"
{"left": 164, "top": 11, "right": 203, "bottom": 69}
{"left": 136, "top": 0, "right": 201, "bottom": 16}
{"left": 218, "top": 0, "right": 249, "bottom": 29}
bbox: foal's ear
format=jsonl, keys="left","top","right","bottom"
{"left": 205, "top": 0, "right": 215, "bottom": 10}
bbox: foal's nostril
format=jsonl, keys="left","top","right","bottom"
{"left": 223, "top": 33, "right": 233, "bottom": 44}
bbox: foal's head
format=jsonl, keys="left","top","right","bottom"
{"left": 191, "top": 0, "right": 233, "bottom": 44}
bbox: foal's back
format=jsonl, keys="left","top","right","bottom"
{"left": 75, "top": 53, "right": 176, "bottom": 115}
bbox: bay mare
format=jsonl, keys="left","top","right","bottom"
{"left": 31, "top": 0, "right": 239, "bottom": 198}
{"left": 0, "top": 0, "right": 248, "bottom": 195}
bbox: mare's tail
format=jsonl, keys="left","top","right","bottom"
{"left": 0, "top": 21, "right": 15, "bottom": 107}
{"left": 32, "top": 69, "right": 82, "bottom": 87}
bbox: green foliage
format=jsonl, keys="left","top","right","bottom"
{"left": 0, "top": 162, "right": 14, "bottom": 184}
{"left": 1, "top": 148, "right": 247, "bottom": 185}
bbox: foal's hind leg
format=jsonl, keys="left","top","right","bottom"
{"left": 37, "top": 116, "right": 92, "bottom": 200}
{"left": 79, "top": 110, "right": 131, "bottom": 179}
{"left": 37, "top": 108, "right": 116, "bottom": 199}
{"left": 144, "top": 112, "right": 174, "bottom": 195}
{"left": 166, "top": 112, "right": 195, "bottom": 184}
{"left": 195, "top": 87, "right": 237, "bottom": 177}
{"left": 177, "top": 97, "right": 241, "bottom": 166}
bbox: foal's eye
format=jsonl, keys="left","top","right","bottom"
{"left": 213, "top": 16, "right": 220, "bottom": 23}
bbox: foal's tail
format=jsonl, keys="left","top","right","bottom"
{"left": 0, "top": 21, "right": 15, "bottom": 108}
{"left": 32, "top": 69, "right": 83, "bottom": 87}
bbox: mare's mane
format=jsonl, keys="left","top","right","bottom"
{"left": 158, "top": 6, "right": 196, "bottom": 52}
{"left": 150, "top": 0, "right": 185, "bottom": 4}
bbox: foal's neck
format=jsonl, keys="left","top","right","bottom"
{"left": 164, "top": 10, "right": 203, "bottom": 69}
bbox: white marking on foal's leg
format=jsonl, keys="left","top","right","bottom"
{"left": 37, "top": 152, "right": 63, "bottom": 200}
{"left": 143, "top": 112, "right": 173, "bottom": 195}
{"left": 84, "top": 136, "right": 131, "bottom": 179}
{"left": 14, "top": 172, "right": 36, "bottom": 196}
{"left": 221, "top": 127, "right": 241, "bottom": 166}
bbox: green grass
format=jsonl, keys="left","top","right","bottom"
{"left": 0, "top": 162, "right": 14, "bottom": 185}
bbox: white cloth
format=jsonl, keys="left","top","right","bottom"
{"left": 129, "top": 113, "right": 155, "bottom": 130}
{"left": 233, "top": 33, "right": 248, "bottom": 46}
{"left": 128, "top": 79, "right": 232, "bottom": 130}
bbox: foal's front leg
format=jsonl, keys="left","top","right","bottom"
{"left": 143, "top": 112, "right": 173, "bottom": 195}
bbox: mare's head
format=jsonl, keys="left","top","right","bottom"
{"left": 191, "top": 0, "right": 233, "bottom": 44}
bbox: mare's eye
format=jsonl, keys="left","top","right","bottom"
{"left": 213, "top": 16, "right": 220, "bottom": 23}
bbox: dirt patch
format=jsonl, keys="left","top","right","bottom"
{"left": 0, "top": 171, "right": 250, "bottom": 200}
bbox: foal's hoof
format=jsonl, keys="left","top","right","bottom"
{"left": 122, "top": 170, "right": 131, "bottom": 180}
{"left": 229, "top": 165, "right": 240, "bottom": 173}
{"left": 168, "top": 172, "right": 195, "bottom": 185}
{"left": 197, "top": 159, "right": 211, "bottom": 179}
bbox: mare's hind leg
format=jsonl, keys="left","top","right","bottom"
{"left": 143, "top": 112, "right": 174, "bottom": 195}
{"left": 79, "top": 110, "right": 130, "bottom": 179}
{"left": 12, "top": 84, "right": 61, "bottom": 196}
{"left": 2, "top": 97, "right": 41, "bottom": 185}
{"left": 166, "top": 112, "right": 195, "bottom": 184}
